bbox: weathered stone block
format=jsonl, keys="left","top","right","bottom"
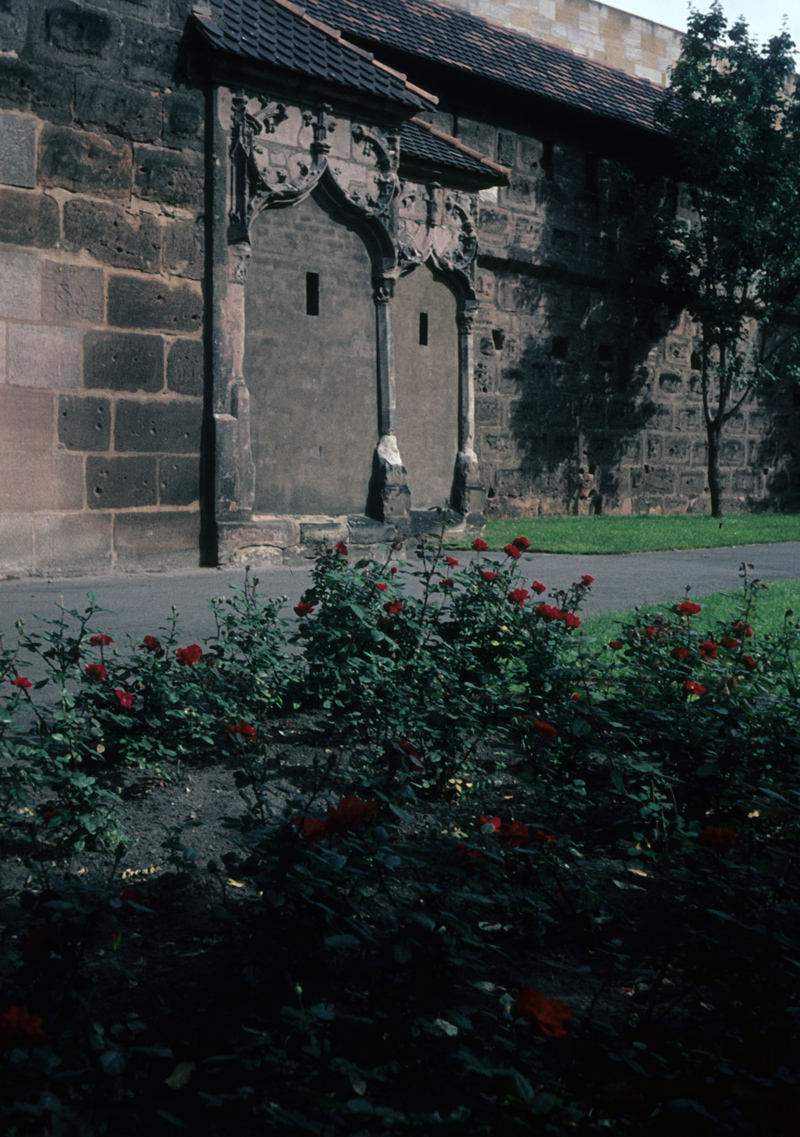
{"left": 114, "top": 398, "right": 201, "bottom": 453}
{"left": 35, "top": 512, "right": 113, "bottom": 575}
{"left": 64, "top": 199, "right": 161, "bottom": 273}
{"left": 0, "top": 320, "right": 5, "bottom": 385}
{"left": 0, "top": 452, "right": 84, "bottom": 510}
{"left": 86, "top": 455, "right": 157, "bottom": 508}
{"left": 646, "top": 435, "right": 662, "bottom": 460}
{"left": 133, "top": 146, "right": 203, "bottom": 207}
{"left": 158, "top": 456, "right": 198, "bottom": 505}
{"left": 163, "top": 218, "right": 203, "bottom": 279}
{"left": 0, "top": 514, "right": 34, "bottom": 578}
{"left": 114, "top": 510, "right": 200, "bottom": 569}
{"left": 0, "top": 58, "right": 73, "bottom": 125}
{"left": 474, "top": 397, "right": 501, "bottom": 425}
{"left": 57, "top": 395, "right": 111, "bottom": 451}
{"left": 0, "top": 1, "right": 28, "bottom": 55}
{"left": 166, "top": 337, "right": 203, "bottom": 395}
{"left": 659, "top": 371, "right": 682, "bottom": 394}
{"left": 644, "top": 466, "right": 675, "bottom": 492}
{"left": 676, "top": 407, "right": 703, "bottom": 432}
{"left": 0, "top": 248, "right": 41, "bottom": 320}
{"left": 84, "top": 331, "right": 164, "bottom": 392}
{"left": 120, "top": 21, "right": 180, "bottom": 86}
{"left": 75, "top": 76, "right": 162, "bottom": 143}
{"left": 9, "top": 324, "right": 82, "bottom": 389}
{"left": 0, "top": 113, "right": 36, "bottom": 189}
{"left": 45, "top": 4, "right": 116, "bottom": 57}
{"left": 42, "top": 262, "right": 104, "bottom": 324}
{"left": 0, "top": 387, "right": 54, "bottom": 452}
{"left": 0, "top": 188, "right": 60, "bottom": 248}
{"left": 662, "top": 438, "right": 691, "bottom": 463}
{"left": 720, "top": 438, "right": 745, "bottom": 465}
{"left": 679, "top": 471, "right": 706, "bottom": 495}
{"left": 107, "top": 274, "right": 202, "bottom": 332}
{"left": 38, "top": 125, "right": 132, "bottom": 202}
{"left": 163, "top": 91, "right": 204, "bottom": 150}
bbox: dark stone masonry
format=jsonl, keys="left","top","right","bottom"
{"left": 0, "top": 0, "right": 797, "bottom": 577}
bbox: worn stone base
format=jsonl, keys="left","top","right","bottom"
{"left": 217, "top": 508, "right": 486, "bottom": 566}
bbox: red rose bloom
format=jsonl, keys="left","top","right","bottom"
{"left": 608, "top": 640, "right": 624, "bottom": 650}
{"left": 532, "top": 830, "right": 557, "bottom": 843}
{"left": 225, "top": 721, "right": 257, "bottom": 740}
{"left": 115, "top": 688, "right": 134, "bottom": 709}
{"left": 142, "top": 635, "right": 162, "bottom": 655}
{"left": 176, "top": 644, "right": 203, "bottom": 666}
{"left": 532, "top": 720, "right": 557, "bottom": 740}
{"left": 558, "top": 610, "right": 581, "bottom": 629}
{"left": 85, "top": 663, "right": 107, "bottom": 681}
{"left": 440, "top": 577, "right": 455, "bottom": 589}
{"left": 698, "top": 640, "right": 718, "bottom": 661}
{"left": 471, "top": 538, "right": 488, "bottom": 551}
{"left": 335, "top": 541, "right": 348, "bottom": 556}
{"left": 512, "top": 988, "right": 571, "bottom": 1037}
{"left": 504, "top": 543, "right": 521, "bottom": 559}
{"left": 375, "top": 583, "right": 388, "bottom": 592}
{"left": 89, "top": 633, "right": 114, "bottom": 647}
{"left": 512, "top": 536, "right": 531, "bottom": 550}
{"left": 676, "top": 601, "right": 702, "bottom": 617}
{"left": 497, "top": 820, "right": 530, "bottom": 846}
{"left": 531, "top": 580, "right": 546, "bottom": 595}
{"left": 733, "top": 621, "right": 754, "bottom": 638}
{"left": 720, "top": 636, "right": 740, "bottom": 650}
{"left": 384, "top": 599, "right": 403, "bottom": 616}
{"left": 684, "top": 680, "right": 706, "bottom": 696}
{"left": 294, "top": 601, "right": 315, "bottom": 617}
{"left": 671, "top": 645, "right": 689, "bottom": 661}
{"left": 644, "top": 626, "right": 659, "bottom": 640}
{"left": 293, "top": 815, "right": 329, "bottom": 844}
{"left": 0, "top": 1005, "right": 47, "bottom": 1049}
{"left": 535, "top": 603, "right": 559, "bottom": 621}
{"left": 445, "top": 555, "right": 460, "bottom": 567}
{"left": 508, "top": 588, "right": 530, "bottom": 607}
{"left": 12, "top": 676, "right": 32, "bottom": 689}
{"left": 327, "top": 795, "right": 379, "bottom": 835}
{"left": 741, "top": 655, "right": 757, "bottom": 671}
{"left": 480, "top": 571, "right": 499, "bottom": 583}
{"left": 698, "top": 825, "right": 739, "bottom": 853}
{"left": 580, "top": 574, "right": 594, "bottom": 584}
{"left": 385, "top": 739, "right": 423, "bottom": 772}
{"left": 480, "top": 815, "right": 501, "bottom": 832}
{"left": 453, "top": 842, "right": 483, "bottom": 872}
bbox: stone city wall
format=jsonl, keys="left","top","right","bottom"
{"left": 0, "top": 0, "right": 204, "bottom": 577}
{"left": 433, "top": 109, "right": 799, "bottom": 517}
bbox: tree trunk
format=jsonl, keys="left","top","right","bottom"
{"left": 707, "top": 419, "right": 723, "bottom": 518}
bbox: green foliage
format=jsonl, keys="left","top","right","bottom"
{"left": 2, "top": 542, "right": 800, "bottom": 1134}
{"left": 474, "top": 512, "right": 800, "bottom": 553}
{"left": 652, "top": 2, "right": 800, "bottom": 514}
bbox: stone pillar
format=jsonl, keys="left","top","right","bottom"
{"left": 368, "top": 275, "right": 410, "bottom": 523}
{"left": 451, "top": 302, "right": 486, "bottom": 520}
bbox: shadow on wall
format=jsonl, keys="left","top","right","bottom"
{"left": 751, "top": 375, "right": 800, "bottom": 513}
{"left": 481, "top": 284, "right": 665, "bottom": 517}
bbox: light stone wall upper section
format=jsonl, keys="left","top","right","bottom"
{"left": 439, "top": 0, "right": 683, "bottom": 86}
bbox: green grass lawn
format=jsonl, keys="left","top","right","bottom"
{"left": 464, "top": 513, "right": 800, "bottom": 554}
{"left": 579, "top": 578, "right": 800, "bottom": 643}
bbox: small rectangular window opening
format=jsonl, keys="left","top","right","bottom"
{"left": 419, "top": 312, "right": 429, "bottom": 346}
{"left": 540, "top": 139, "right": 554, "bottom": 182}
{"left": 306, "top": 272, "right": 320, "bottom": 317}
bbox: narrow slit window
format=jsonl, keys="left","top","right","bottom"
{"left": 419, "top": 312, "right": 429, "bottom": 346}
{"left": 306, "top": 272, "right": 320, "bottom": 317}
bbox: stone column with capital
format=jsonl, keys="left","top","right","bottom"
{"left": 367, "top": 274, "right": 411, "bottom": 524}
{"left": 451, "top": 302, "right": 486, "bottom": 521}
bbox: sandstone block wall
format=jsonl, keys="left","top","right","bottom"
{"left": 440, "top": 0, "right": 683, "bottom": 85}
{"left": 0, "top": 0, "right": 204, "bottom": 577}
{"left": 440, "top": 112, "right": 800, "bottom": 517}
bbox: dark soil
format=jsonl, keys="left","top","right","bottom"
{"left": 1, "top": 716, "right": 798, "bottom": 1136}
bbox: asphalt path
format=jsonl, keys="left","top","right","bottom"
{"left": 1, "top": 543, "right": 798, "bottom": 650}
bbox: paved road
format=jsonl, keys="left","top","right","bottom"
{"left": 1, "top": 543, "right": 798, "bottom": 649}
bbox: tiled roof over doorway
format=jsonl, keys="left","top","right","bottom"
{"left": 195, "top": 0, "right": 435, "bottom": 109}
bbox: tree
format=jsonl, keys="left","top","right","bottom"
{"left": 653, "top": 2, "right": 800, "bottom": 517}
